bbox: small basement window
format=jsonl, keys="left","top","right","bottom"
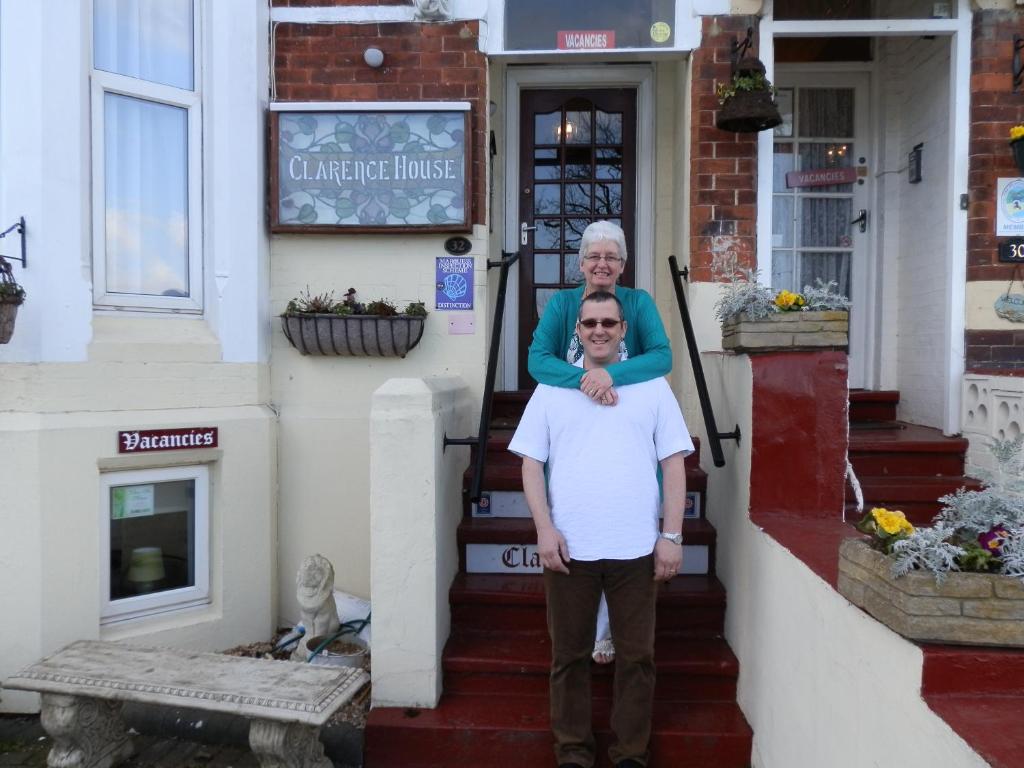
{"left": 100, "top": 465, "right": 210, "bottom": 624}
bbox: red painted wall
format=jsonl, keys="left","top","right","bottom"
{"left": 749, "top": 351, "right": 849, "bottom": 517}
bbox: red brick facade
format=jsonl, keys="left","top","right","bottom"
{"left": 966, "top": 329, "right": 1024, "bottom": 374}
{"left": 968, "top": 10, "right": 1024, "bottom": 284}
{"left": 688, "top": 16, "right": 759, "bottom": 283}
{"left": 273, "top": 21, "right": 487, "bottom": 225}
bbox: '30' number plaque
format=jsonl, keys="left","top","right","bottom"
{"left": 999, "top": 238, "right": 1024, "bottom": 262}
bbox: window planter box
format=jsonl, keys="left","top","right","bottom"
{"left": 722, "top": 310, "right": 848, "bottom": 353}
{"left": 838, "top": 538, "right": 1024, "bottom": 648}
{"left": 281, "top": 313, "right": 425, "bottom": 357}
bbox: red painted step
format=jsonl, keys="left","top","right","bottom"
{"left": 849, "top": 389, "right": 899, "bottom": 423}
{"left": 364, "top": 694, "right": 752, "bottom": 768}
{"left": 845, "top": 475, "right": 981, "bottom": 524}
{"left": 443, "top": 632, "right": 740, "bottom": 702}
{"left": 449, "top": 573, "right": 727, "bottom": 637}
{"left": 848, "top": 423, "right": 968, "bottom": 478}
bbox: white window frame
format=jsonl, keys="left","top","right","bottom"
{"left": 100, "top": 464, "right": 210, "bottom": 624}
{"left": 90, "top": 0, "right": 204, "bottom": 312}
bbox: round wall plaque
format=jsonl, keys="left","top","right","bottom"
{"left": 444, "top": 236, "right": 472, "bottom": 256}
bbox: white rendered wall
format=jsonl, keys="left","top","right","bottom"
{"left": 271, "top": 229, "right": 487, "bottom": 617}
{"left": 369, "top": 377, "right": 472, "bottom": 707}
{"left": 703, "top": 352, "right": 987, "bottom": 768}
{"left": 876, "top": 36, "right": 952, "bottom": 427}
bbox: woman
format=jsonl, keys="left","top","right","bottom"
{"left": 527, "top": 220, "right": 673, "bottom": 662}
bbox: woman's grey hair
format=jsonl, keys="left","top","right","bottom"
{"left": 578, "top": 220, "right": 628, "bottom": 265}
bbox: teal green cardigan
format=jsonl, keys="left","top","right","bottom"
{"left": 527, "top": 284, "right": 672, "bottom": 388}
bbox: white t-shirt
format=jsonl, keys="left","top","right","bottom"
{"left": 508, "top": 378, "right": 694, "bottom": 561}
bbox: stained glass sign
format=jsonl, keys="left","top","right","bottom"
{"left": 270, "top": 108, "right": 471, "bottom": 232}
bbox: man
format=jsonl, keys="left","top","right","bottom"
{"left": 509, "top": 291, "right": 693, "bottom": 768}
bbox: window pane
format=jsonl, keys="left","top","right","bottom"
{"left": 565, "top": 183, "right": 591, "bottom": 215}
{"left": 773, "top": 143, "right": 796, "bottom": 192}
{"left": 534, "top": 184, "right": 561, "bottom": 215}
{"left": 564, "top": 110, "right": 592, "bottom": 144}
{"left": 505, "top": 0, "right": 677, "bottom": 50}
{"left": 595, "top": 183, "right": 622, "bottom": 215}
{"left": 773, "top": 196, "right": 794, "bottom": 248}
{"left": 596, "top": 148, "right": 622, "bottom": 180}
{"left": 535, "top": 218, "right": 561, "bottom": 249}
{"left": 565, "top": 146, "right": 591, "bottom": 179}
{"left": 535, "top": 111, "right": 561, "bottom": 145}
{"left": 563, "top": 253, "right": 584, "bottom": 284}
{"left": 534, "top": 253, "right": 561, "bottom": 283}
{"left": 798, "top": 88, "right": 854, "bottom": 137}
{"left": 595, "top": 111, "right": 623, "bottom": 143}
{"left": 109, "top": 479, "right": 195, "bottom": 600}
{"left": 94, "top": 0, "right": 194, "bottom": 90}
{"left": 534, "top": 148, "right": 561, "bottom": 180}
{"left": 564, "top": 218, "right": 589, "bottom": 253}
{"left": 105, "top": 93, "right": 189, "bottom": 297}
{"left": 535, "top": 288, "right": 559, "bottom": 322}
{"left": 800, "top": 198, "right": 852, "bottom": 247}
{"left": 772, "top": 250, "right": 795, "bottom": 292}
{"left": 800, "top": 252, "right": 851, "bottom": 297}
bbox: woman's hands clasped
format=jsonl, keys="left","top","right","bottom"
{"left": 580, "top": 368, "right": 618, "bottom": 405}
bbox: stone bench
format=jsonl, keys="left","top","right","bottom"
{"left": 2, "top": 639, "right": 368, "bottom": 768}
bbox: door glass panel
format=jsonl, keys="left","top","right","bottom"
{"left": 773, "top": 144, "right": 795, "bottom": 192}
{"left": 801, "top": 198, "right": 852, "bottom": 247}
{"left": 534, "top": 184, "right": 561, "bottom": 214}
{"left": 565, "top": 218, "right": 589, "bottom": 253}
{"left": 565, "top": 146, "right": 591, "bottom": 179}
{"left": 565, "top": 183, "right": 591, "bottom": 214}
{"left": 534, "top": 253, "right": 561, "bottom": 283}
{"left": 797, "top": 143, "right": 854, "bottom": 192}
{"left": 564, "top": 110, "right": 592, "bottom": 143}
{"left": 595, "top": 183, "right": 622, "bottom": 215}
{"left": 535, "top": 218, "right": 561, "bottom": 249}
{"left": 534, "top": 148, "right": 560, "bottom": 179}
{"left": 535, "top": 288, "right": 559, "bottom": 321}
{"left": 596, "top": 148, "right": 622, "bottom": 179}
{"left": 535, "top": 111, "right": 561, "bottom": 144}
{"left": 773, "top": 196, "right": 794, "bottom": 248}
{"left": 773, "top": 0, "right": 953, "bottom": 20}
{"left": 801, "top": 252, "right": 851, "bottom": 296}
{"left": 94, "top": 0, "right": 194, "bottom": 90}
{"left": 595, "top": 111, "right": 622, "bottom": 143}
{"left": 798, "top": 88, "right": 854, "bottom": 137}
{"left": 772, "top": 250, "right": 795, "bottom": 291}
{"left": 563, "top": 254, "right": 584, "bottom": 284}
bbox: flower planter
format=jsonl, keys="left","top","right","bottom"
{"left": 281, "top": 313, "right": 425, "bottom": 357}
{"left": 1012, "top": 138, "right": 1024, "bottom": 176}
{"left": 838, "top": 538, "right": 1024, "bottom": 648}
{"left": 721, "top": 310, "right": 848, "bottom": 353}
{"left": 0, "top": 295, "right": 23, "bottom": 344}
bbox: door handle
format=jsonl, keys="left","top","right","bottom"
{"left": 850, "top": 209, "right": 868, "bottom": 233}
{"left": 520, "top": 221, "right": 537, "bottom": 246}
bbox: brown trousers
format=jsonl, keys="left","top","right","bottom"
{"left": 543, "top": 554, "right": 657, "bottom": 767}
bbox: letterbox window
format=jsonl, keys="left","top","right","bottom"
{"left": 504, "top": 0, "right": 676, "bottom": 51}
{"left": 101, "top": 465, "right": 210, "bottom": 624}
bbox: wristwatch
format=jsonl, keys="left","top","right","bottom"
{"left": 659, "top": 531, "right": 683, "bottom": 545}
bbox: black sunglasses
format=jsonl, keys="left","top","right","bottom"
{"left": 578, "top": 318, "right": 622, "bottom": 329}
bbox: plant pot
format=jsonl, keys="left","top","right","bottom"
{"left": 721, "top": 310, "right": 848, "bottom": 353}
{"left": 838, "top": 538, "right": 1024, "bottom": 647}
{"left": 0, "top": 296, "right": 23, "bottom": 344}
{"left": 716, "top": 89, "right": 783, "bottom": 133}
{"left": 281, "top": 313, "right": 425, "bottom": 357}
{"left": 306, "top": 633, "right": 368, "bottom": 668}
{"left": 1012, "top": 138, "right": 1024, "bottom": 176}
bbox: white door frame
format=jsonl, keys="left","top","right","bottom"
{"left": 501, "top": 65, "right": 655, "bottom": 391}
{"left": 757, "top": 1, "right": 971, "bottom": 434}
{"left": 772, "top": 67, "right": 872, "bottom": 389}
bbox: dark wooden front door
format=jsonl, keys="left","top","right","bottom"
{"left": 517, "top": 88, "right": 637, "bottom": 387}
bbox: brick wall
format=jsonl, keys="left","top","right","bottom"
{"left": 969, "top": 10, "right": 1024, "bottom": 284}
{"left": 966, "top": 329, "right": 1024, "bottom": 374}
{"left": 967, "top": 10, "right": 1024, "bottom": 375}
{"left": 689, "top": 15, "right": 759, "bottom": 282}
{"left": 273, "top": 21, "right": 487, "bottom": 225}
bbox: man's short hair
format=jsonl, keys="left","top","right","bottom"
{"left": 578, "top": 290, "right": 624, "bottom": 321}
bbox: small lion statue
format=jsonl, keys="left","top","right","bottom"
{"left": 413, "top": 0, "right": 451, "bottom": 21}
{"left": 291, "top": 554, "right": 341, "bottom": 661}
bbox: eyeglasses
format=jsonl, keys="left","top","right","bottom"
{"left": 578, "top": 318, "right": 622, "bottom": 329}
{"left": 582, "top": 254, "right": 622, "bottom": 264}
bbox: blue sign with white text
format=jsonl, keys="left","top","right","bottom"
{"left": 436, "top": 257, "right": 474, "bottom": 310}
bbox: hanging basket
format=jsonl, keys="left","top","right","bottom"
{"left": 0, "top": 256, "right": 24, "bottom": 344}
{"left": 1012, "top": 139, "right": 1024, "bottom": 176}
{"left": 281, "top": 313, "right": 425, "bottom": 357}
{"left": 715, "top": 56, "right": 783, "bottom": 134}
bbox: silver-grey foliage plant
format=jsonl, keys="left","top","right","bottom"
{"left": 890, "top": 436, "right": 1024, "bottom": 583}
{"left": 712, "top": 263, "right": 850, "bottom": 324}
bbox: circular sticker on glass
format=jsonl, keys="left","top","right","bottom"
{"left": 650, "top": 22, "right": 671, "bottom": 43}
{"left": 1002, "top": 178, "right": 1024, "bottom": 225}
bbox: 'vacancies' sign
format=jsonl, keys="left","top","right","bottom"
{"left": 119, "top": 427, "right": 218, "bottom": 454}
{"left": 270, "top": 107, "right": 471, "bottom": 233}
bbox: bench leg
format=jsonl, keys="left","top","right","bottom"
{"left": 39, "top": 693, "right": 134, "bottom": 768}
{"left": 249, "top": 720, "right": 332, "bottom": 768}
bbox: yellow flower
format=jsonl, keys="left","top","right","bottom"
{"left": 1011, "top": 125, "right": 1024, "bottom": 142}
{"left": 775, "top": 290, "right": 798, "bottom": 309}
{"left": 870, "top": 507, "right": 913, "bottom": 536}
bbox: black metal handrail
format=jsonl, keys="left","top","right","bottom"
{"left": 668, "top": 254, "right": 740, "bottom": 468}
{"left": 443, "top": 250, "right": 520, "bottom": 512}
